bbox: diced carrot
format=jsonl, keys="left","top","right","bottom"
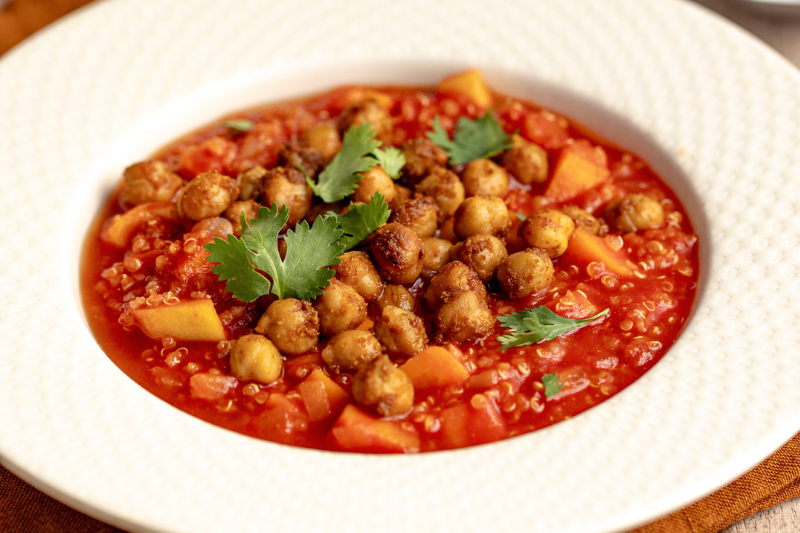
{"left": 131, "top": 299, "right": 227, "bottom": 342}
{"left": 101, "top": 201, "right": 178, "bottom": 248}
{"left": 545, "top": 140, "right": 610, "bottom": 203}
{"left": 437, "top": 69, "right": 492, "bottom": 108}
{"left": 331, "top": 405, "right": 420, "bottom": 453}
{"left": 562, "top": 229, "right": 635, "bottom": 278}
{"left": 297, "top": 369, "right": 349, "bottom": 423}
{"left": 400, "top": 346, "right": 470, "bottom": 390}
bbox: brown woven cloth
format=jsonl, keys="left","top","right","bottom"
{"left": 2, "top": 0, "right": 800, "bottom": 532}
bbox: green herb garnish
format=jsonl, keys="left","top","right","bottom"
{"left": 497, "top": 306, "right": 609, "bottom": 350}
{"left": 427, "top": 113, "right": 512, "bottom": 165}
{"left": 222, "top": 119, "right": 255, "bottom": 132}
{"left": 542, "top": 373, "right": 563, "bottom": 399}
{"left": 334, "top": 192, "right": 391, "bottom": 251}
{"left": 204, "top": 203, "right": 345, "bottom": 302}
{"left": 371, "top": 146, "right": 406, "bottom": 179}
{"left": 307, "top": 124, "right": 381, "bottom": 202}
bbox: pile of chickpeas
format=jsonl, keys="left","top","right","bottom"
{"left": 119, "top": 96, "right": 667, "bottom": 420}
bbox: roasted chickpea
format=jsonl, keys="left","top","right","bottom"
{"left": 352, "top": 355, "right": 414, "bottom": 417}
{"left": 424, "top": 261, "right": 488, "bottom": 311}
{"left": 375, "top": 285, "right": 416, "bottom": 312}
{"left": 437, "top": 216, "right": 459, "bottom": 243}
{"left": 314, "top": 279, "right": 367, "bottom": 336}
{"left": 332, "top": 251, "right": 384, "bottom": 302}
{"left": 302, "top": 121, "right": 342, "bottom": 162}
{"left": 224, "top": 199, "right": 260, "bottom": 236}
{"left": 340, "top": 98, "right": 393, "bottom": 143}
{"left": 562, "top": 205, "right": 604, "bottom": 236}
{"left": 400, "top": 138, "right": 448, "bottom": 185}
{"left": 389, "top": 197, "right": 438, "bottom": 238}
{"left": 191, "top": 217, "right": 233, "bottom": 239}
{"left": 259, "top": 166, "right": 313, "bottom": 227}
{"left": 420, "top": 237, "right": 454, "bottom": 278}
{"left": 450, "top": 234, "right": 508, "bottom": 282}
{"left": 176, "top": 170, "right": 238, "bottom": 221}
{"left": 353, "top": 167, "right": 396, "bottom": 204}
{"left": 415, "top": 166, "right": 465, "bottom": 219}
{"left": 453, "top": 196, "right": 509, "bottom": 239}
{"left": 390, "top": 184, "right": 413, "bottom": 208}
{"left": 461, "top": 158, "right": 509, "bottom": 197}
{"left": 368, "top": 223, "right": 424, "bottom": 285}
{"left": 374, "top": 306, "right": 428, "bottom": 357}
{"left": 121, "top": 160, "right": 183, "bottom": 205}
{"left": 497, "top": 248, "right": 555, "bottom": 298}
{"left": 236, "top": 165, "right": 267, "bottom": 201}
{"left": 277, "top": 139, "right": 324, "bottom": 178}
{"left": 229, "top": 334, "right": 283, "bottom": 384}
{"left": 501, "top": 134, "right": 548, "bottom": 184}
{"left": 519, "top": 209, "right": 576, "bottom": 258}
{"left": 435, "top": 290, "right": 494, "bottom": 343}
{"left": 321, "top": 330, "right": 382, "bottom": 373}
{"left": 255, "top": 299, "right": 319, "bottom": 356}
{"left": 605, "top": 193, "right": 665, "bottom": 232}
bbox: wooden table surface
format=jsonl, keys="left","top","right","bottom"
{"left": 1, "top": 0, "right": 799, "bottom": 531}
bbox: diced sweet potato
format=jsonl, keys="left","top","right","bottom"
{"left": 562, "top": 229, "right": 635, "bottom": 278}
{"left": 400, "top": 346, "right": 469, "bottom": 390}
{"left": 439, "top": 404, "right": 470, "bottom": 449}
{"left": 553, "top": 289, "right": 598, "bottom": 320}
{"left": 256, "top": 393, "right": 309, "bottom": 445}
{"left": 331, "top": 405, "right": 420, "bottom": 453}
{"left": 131, "top": 299, "right": 227, "bottom": 341}
{"left": 189, "top": 373, "right": 237, "bottom": 401}
{"left": 101, "top": 201, "right": 178, "bottom": 248}
{"left": 298, "top": 369, "right": 349, "bottom": 423}
{"left": 437, "top": 69, "right": 491, "bottom": 108}
{"left": 545, "top": 140, "right": 609, "bottom": 203}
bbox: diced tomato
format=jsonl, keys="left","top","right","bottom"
{"left": 523, "top": 110, "right": 570, "bottom": 149}
{"left": 101, "top": 202, "right": 178, "bottom": 248}
{"left": 177, "top": 136, "right": 237, "bottom": 178}
{"left": 233, "top": 121, "right": 287, "bottom": 172}
{"left": 439, "top": 404, "right": 470, "bottom": 449}
{"left": 545, "top": 140, "right": 610, "bottom": 203}
{"left": 189, "top": 373, "right": 237, "bottom": 401}
{"left": 400, "top": 346, "right": 469, "bottom": 390}
{"left": 331, "top": 405, "right": 420, "bottom": 453}
{"left": 467, "top": 395, "right": 506, "bottom": 445}
{"left": 552, "top": 289, "right": 598, "bottom": 320}
{"left": 297, "top": 369, "right": 349, "bottom": 423}
{"left": 255, "top": 393, "right": 310, "bottom": 445}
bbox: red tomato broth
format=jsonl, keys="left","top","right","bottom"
{"left": 80, "top": 76, "right": 699, "bottom": 453}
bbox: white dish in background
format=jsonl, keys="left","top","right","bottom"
{"left": 1, "top": 1, "right": 799, "bottom": 532}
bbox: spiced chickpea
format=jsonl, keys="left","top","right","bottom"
{"left": 368, "top": 223, "right": 424, "bottom": 285}
{"left": 259, "top": 166, "right": 313, "bottom": 227}
{"left": 224, "top": 199, "right": 260, "bottom": 236}
{"left": 420, "top": 237, "right": 453, "bottom": 278}
{"left": 450, "top": 234, "right": 508, "bottom": 283}
{"left": 121, "top": 160, "right": 183, "bottom": 205}
{"left": 501, "top": 134, "right": 548, "bottom": 184}
{"left": 332, "top": 251, "right": 384, "bottom": 303}
{"left": 424, "top": 261, "right": 487, "bottom": 311}
{"left": 389, "top": 197, "right": 438, "bottom": 238}
{"left": 321, "top": 330, "right": 382, "bottom": 373}
{"left": 352, "top": 355, "right": 414, "bottom": 417}
{"left": 374, "top": 306, "right": 428, "bottom": 357}
{"left": 353, "top": 167, "right": 396, "bottom": 204}
{"left": 236, "top": 165, "right": 268, "bottom": 201}
{"left": 562, "top": 205, "right": 604, "bottom": 236}
{"left": 340, "top": 98, "right": 393, "bottom": 143}
{"left": 400, "top": 137, "right": 448, "bottom": 184}
{"left": 176, "top": 170, "right": 238, "bottom": 221}
{"left": 453, "top": 196, "right": 509, "bottom": 239}
{"left": 606, "top": 193, "right": 665, "bottom": 232}
{"left": 461, "top": 158, "right": 509, "bottom": 197}
{"left": 229, "top": 334, "right": 283, "bottom": 385}
{"left": 415, "top": 166, "right": 465, "bottom": 219}
{"left": 277, "top": 139, "right": 324, "bottom": 177}
{"left": 435, "top": 290, "right": 495, "bottom": 343}
{"left": 255, "top": 299, "right": 319, "bottom": 356}
{"left": 519, "top": 209, "right": 576, "bottom": 258}
{"left": 375, "top": 285, "right": 416, "bottom": 312}
{"left": 497, "top": 248, "right": 555, "bottom": 298}
{"left": 314, "top": 279, "right": 367, "bottom": 336}
{"left": 302, "top": 121, "right": 342, "bottom": 162}
{"left": 437, "top": 216, "right": 459, "bottom": 243}
{"left": 191, "top": 217, "right": 233, "bottom": 239}
{"left": 390, "top": 184, "right": 413, "bottom": 208}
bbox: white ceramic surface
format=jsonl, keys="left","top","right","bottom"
{"left": 1, "top": 1, "right": 799, "bottom": 532}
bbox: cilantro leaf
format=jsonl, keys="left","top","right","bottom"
{"left": 542, "top": 373, "right": 563, "bottom": 399}
{"left": 515, "top": 213, "right": 526, "bottom": 221}
{"left": 335, "top": 192, "right": 391, "bottom": 251}
{"left": 204, "top": 203, "right": 345, "bottom": 302}
{"left": 427, "top": 113, "right": 513, "bottom": 165}
{"left": 222, "top": 119, "right": 255, "bottom": 132}
{"left": 497, "top": 306, "right": 609, "bottom": 350}
{"left": 371, "top": 146, "right": 406, "bottom": 179}
{"left": 308, "top": 124, "right": 381, "bottom": 202}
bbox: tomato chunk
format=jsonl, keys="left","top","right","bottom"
{"left": 297, "top": 369, "right": 349, "bottom": 423}
{"left": 331, "top": 405, "right": 420, "bottom": 453}
{"left": 562, "top": 229, "right": 635, "bottom": 278}
{"left": 545, "top": 140, "right": 610, "bottom": 203}
{"left": 400, "top": 346, "right": 469, "bottom": 390}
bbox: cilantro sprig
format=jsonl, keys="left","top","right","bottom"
{"left": 497, "top": 306, "right": 609, "bottom": 350}
{"left": 542, "top": 373, "right": 563, "bottom": 399}
{"left": 222, "top": 119, "right": 255, "bottom": 132}
{"left": 307, "top": 124, "right": 381, "bottom": 202}
{"left": 334, "top": 192, "right": 391, "bottom": 251}
{"left": 427, "top": 113, "right": 512, "bottom": 165}
{"left": 204, "top": 203, "right": 345, "bottom": 302}
{"left": 371, "top": 146, "right": 406, "bottom": 179}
